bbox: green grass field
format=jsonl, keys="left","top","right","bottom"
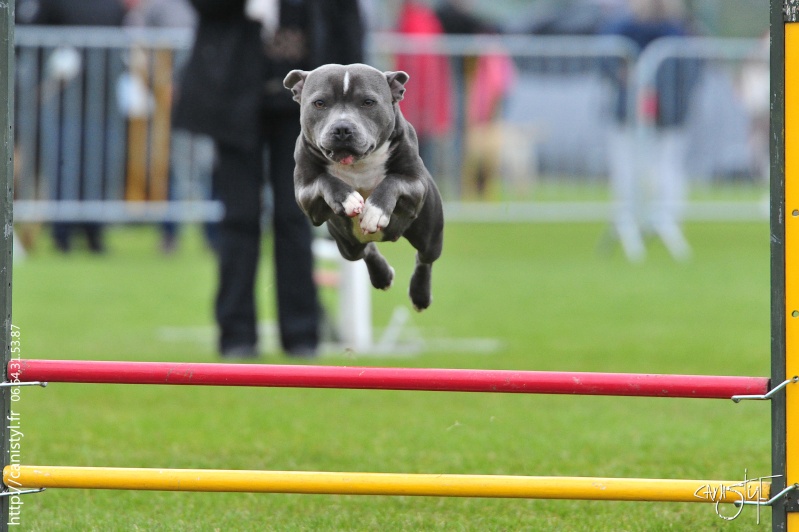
{"left": 10, "top": 221, "right": 772, "bottom": 530}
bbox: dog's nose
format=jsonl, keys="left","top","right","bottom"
{"left": 331, "top": 122, "right": 354, "bottom": 141}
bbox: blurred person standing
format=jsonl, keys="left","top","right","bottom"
{"left": 31, "top": 0, "right": 128, "bottom": 253}
{"left": 435, "top": 0, "right": 497, "bottom": 35}
{"left": 434, "top": 0, "right": 506, "bottom": 199}
{"left": 738, "top": 32, "right": 770, "bottom": 181}
{"left": 173, "top": 0, "right": 364, "bottom": 358}
{"left": 395, "top": 1, "right": 453, "bottom": 177}
{"left": 123, "top": 0, "right": 204, "bottom": 254}
{"left": 600, "top": 0, "right": 698, "bottom": 259}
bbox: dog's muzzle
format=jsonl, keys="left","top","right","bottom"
{"left": 320, "top": 120, "right": 371, "bottom": 165}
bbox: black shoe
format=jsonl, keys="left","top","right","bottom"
{"left": 285, "top": 344, "right": 318, "bottom": 358}
{"left": 220, "top": 345, "right": 260, "bottom": 359}
{"left": 161, "top": 233, "right": 178, "bottom": 255}
{"left": 53, "top": 236, "right": 71, "bottom": 253}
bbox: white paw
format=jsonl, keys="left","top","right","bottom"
{"left": 360, "top": 203, "right": 390, "bottom": 234}
{"left": 342, "top": 191, "right": 364, "bottom": 217}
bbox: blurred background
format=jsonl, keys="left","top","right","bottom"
{"left": 8, "top": 0, "right": 775, "bottom": 350}
{"left": 366, "top": 0, "right": 767, "bottom": 36}
{"left": 10, "top": 0, "right": 771, "bottom": 265}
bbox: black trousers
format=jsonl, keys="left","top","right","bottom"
{"left": 212, "top": 114, "right": 319, "bottom": 353}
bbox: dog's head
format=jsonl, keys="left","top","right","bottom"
{"left": 284, "top": 64, "right": 409, "bottom": 166}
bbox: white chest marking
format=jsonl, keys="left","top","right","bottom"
{"left": 327, "top": 142, "right": 390, "bottom": 196}
{"left": 343, "top": 70, "right": 350, "bottom": 95}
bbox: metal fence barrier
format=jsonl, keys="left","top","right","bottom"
{"left": 368, "top": 32, "right": 768, "bottom": 260}
{"left": 12, "top": 29, "right": 769, "bottom": 260}
{"left": 368, "top": 33, "right": 638, "bottom": 212}
{"left": 622, "top": 36, "right": 770, "bottom": 260}
{"left": 13, "top": 26, "right": 220, "bottom": 224}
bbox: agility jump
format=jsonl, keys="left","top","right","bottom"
{"left": 0, "top": 0, "right": 797, "bottom": 530}
{"left": 0, "top": 358, "right": 784, "bottom": 509}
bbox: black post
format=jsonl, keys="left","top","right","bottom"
{"left": 0, "top": 1, "right": 13, "bottom": 531}
{"left": 772, "top": 1, "right": 789, "bottom": 531}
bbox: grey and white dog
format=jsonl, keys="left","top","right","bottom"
{"left": 284, "top": 63, "right": 443, "bottom": 311}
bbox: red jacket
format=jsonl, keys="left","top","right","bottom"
{"left": 395, "top": 2, "right": 453, "bottom": 137}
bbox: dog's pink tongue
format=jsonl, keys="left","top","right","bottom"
{"left": 340, "top": 155, "right": 355, "bottom": 165}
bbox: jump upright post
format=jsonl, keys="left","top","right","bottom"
{"left": 773, "top": 1, "right": 799, "bottom": 530}
{"left": 0, "top": 2, "right": 13, "bottom": 532}
{"left": 0, "top": 358, "right": 782, "bottom": 505}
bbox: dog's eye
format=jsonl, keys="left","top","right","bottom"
{"left": 362, "top": 99, "right": 375, "bottom": 107}
{"left": 312, "top": 100, "right": 326, "bottom": 109}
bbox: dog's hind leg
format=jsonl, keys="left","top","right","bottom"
{"left": 364, "top": 243, "right": 394, "bottom": 290}
{"left": 332, "top": 234, "right": 394, "bottom": 291}
{"left": 407, "top": 233, "right": 442, "bottom": 312}
{"left": 407, "top": 216, "right": 444, "bottom": 312}
{"left": 409, "top": 254, "right": 433, "bottom": 311}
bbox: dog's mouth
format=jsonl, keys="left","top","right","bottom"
{"left": 323, "top": 145, "right": 375, "bottom": 166}
{"left": 327, "top": 150, "right": 356, "bottom": 165}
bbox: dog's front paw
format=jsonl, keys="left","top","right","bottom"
{"left": 360, "top": 203, "right": 390, "bottom": 234}
{"left": 341, "top": 191, "right": 364, "bottom": 217}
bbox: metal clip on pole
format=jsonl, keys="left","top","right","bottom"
{"left": 0, "top": 382, "right": 46, "bottom": 388}
{"left": 0, "top": 381, "right": 47, "bottom": 388}
{"left": 0, "top": 488, "right": 45, "bottom": 498}
{"left": 732, "top": 376, "right": 798, "bottom": 403}
{"left": 734, "top": 483, "right": 799, "bottom": 508}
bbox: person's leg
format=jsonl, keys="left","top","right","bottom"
{"left": 266, "top": 117, "right": 320, "bottom": 355}
{"left": 654, "top": 127, "right": 688, "bottom": 225}
{"left": 212, "top": 141, "right": 264, "bottom": 356}
{"left": 51, "top": 108, "right": 71, "bottom": 253}
{"left": 160, "top": 166, "right": 179, "bottom": 255}
{"left": 83, "top": 223, "right": 105, "bottom": 254}
{"left": 52, "top": 223, "right": 71, "bottom": 253}
{"left": 651, "top": 127, "right": 690, "bottom": 260}
{"left": 607, "top": 123, "right": 646, "bottom": 262}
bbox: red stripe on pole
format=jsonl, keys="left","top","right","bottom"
{"left": 7, "top": 359, "right": 769, "bottom": 399}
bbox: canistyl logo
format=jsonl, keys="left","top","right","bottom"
{"left": 5, "top": 410, "right": 24, "bottom": 526}
{"left": 694, "top": 470, "right": 779, "bottom": 523}
{"left": 4, "top": 325, "right": 46, "bottom": 526}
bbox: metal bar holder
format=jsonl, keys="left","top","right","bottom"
{"left": 0, "top": 382, "right": 46, "bottom": 388}
{"left": 737, "top": 483, "right": 799, "bottom": 508}
{"left": 732, "top": 377, "right": 798, "bottom": 403}
{"left": 0, "top": 488, "right": 44, "bottom": 498}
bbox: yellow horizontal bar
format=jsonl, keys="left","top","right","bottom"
{"left": 2, "top": 466, "right": 770, "bottom": 504}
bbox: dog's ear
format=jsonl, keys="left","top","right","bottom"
{"left": 384, "top": 71, "right": 410, "bottom": 103}
{"left": 283, "top": 70, "right": 309, "bottom": 103}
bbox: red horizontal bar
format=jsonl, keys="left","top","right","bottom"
{"left": 7, "top": 359, "right": 769, "bottom": 399}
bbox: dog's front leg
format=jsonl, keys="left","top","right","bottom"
{"left": 360, "top": 176, "right": 426, "bottom": 234}
{"left": 296, "top": 174, "right": 364, "bottom": 226}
